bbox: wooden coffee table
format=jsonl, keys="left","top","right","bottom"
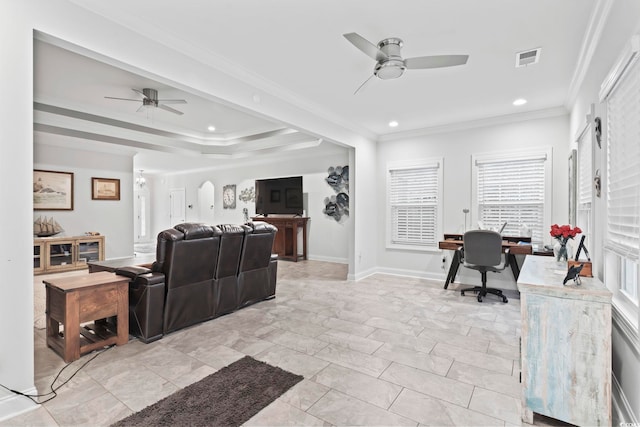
{"left": 44, "top": 272, "right": 129, "bottom": 362}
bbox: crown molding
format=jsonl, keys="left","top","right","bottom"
{"left": 565, "top": 0, "right": 615, "bottom": 108}
{"left": 378, "top": 106, "right": 568, "bottom": 142}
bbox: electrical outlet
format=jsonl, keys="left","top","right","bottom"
{"left": 441, "top": 255, "right": 447, "bottom": 269}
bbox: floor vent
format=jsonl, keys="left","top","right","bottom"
{"left": 516, "top": 48, "right": 541, "bottom": 67}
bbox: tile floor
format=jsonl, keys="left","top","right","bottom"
{"left": 4, "top": 260, "right": 567, "bottom": 426}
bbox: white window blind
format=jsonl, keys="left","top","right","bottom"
{"left": 475, "top": 153, "right": 547, "bottom": 245}
{"left": 577, "top": 124, "right": 593, "bottom": 249}
{"left": 388, "top": 161, "right": 441, "bottom": 248}
{"left": 606, "top": 55, "right": 640, "bottom": 260}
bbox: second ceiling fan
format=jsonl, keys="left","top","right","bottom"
{"left": 105, "top": 88, "right": 187, "bottom": 115}
{"left": 343, "top": 32, "right": 469, "bottom": 94}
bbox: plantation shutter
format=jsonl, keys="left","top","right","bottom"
{"left": 577, "top": 125, "right": 592, "bottom": 245}
{"left": 476, "top": 154, "right": 547, "bottom": 245}
{"left": 606, "top": 55, "right": 640, "bottom": 260}
{"left": 578, "top": 136, "right": 593, "bottom": 207}
{"left": 389, "top": 162, "right": 440, "bottom": 247}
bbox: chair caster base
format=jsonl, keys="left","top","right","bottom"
{"left": 460, "top": 286, "right": 508, "bottom": 303}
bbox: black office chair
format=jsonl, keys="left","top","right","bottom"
{"left": 459, "top": 230, "right": 509, "bottom": 303}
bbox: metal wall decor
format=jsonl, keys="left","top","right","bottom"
{"left": 323, "top": 165, "right": 349, "bottom": 222}
{"left": 239, "top": 186, "right": 255, "bottom": 203}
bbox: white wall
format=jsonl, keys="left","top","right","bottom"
{"left": 34, "top": 141, "right": 134, "bottom": 259}
{"left": 0, "top": 2, "right": 37, "bottom": 419}
{"left": 147, "top": 150, "right": 350, "bottom": 263}
{"left": 568, "top": 2, "right": 640, "bottom": 423}
{"left": 376, "top": 114, "right": 570, "bottom": 288}
{"left": 351, "top": 142, "right": 380, "bottom": 280}
{"left": 1, "top": 1, "right": 378, "bottom": 420}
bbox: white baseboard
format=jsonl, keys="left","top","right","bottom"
{"left": 0, "top": 388, "right": 38, "bottom": 422}
{"left": 348, "top": 266, "right": 378, "bottom": 281}
{"left": 306, "top": 255, "right": 348, "bottom": 264}
{"left": 375, "top": 267, "right": 447, "bottom": 282}
{"left": 346, "top": 266, "right": 446, "bottom": 282}
{"left": 613, "top": 373, "right": 638, "bottom": 425}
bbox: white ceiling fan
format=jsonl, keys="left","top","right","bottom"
{"left": 105, "top": 88, "right": 187, "bottom": 115}
{"left": 343, "top": 32, "right": 469, "bottom": 94}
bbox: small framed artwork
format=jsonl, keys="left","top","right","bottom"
{"left": 92, "top": 177, "right": 120, "bottom": 201}
{"left": 34, "top": 169, "right": 74, "bottom": 210}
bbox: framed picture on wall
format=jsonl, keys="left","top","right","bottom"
{"left": 92, "top": 177, "right": 120, "bottom": 200}
{"left": 33, "top": 169, "right": 74, "bottom": 210}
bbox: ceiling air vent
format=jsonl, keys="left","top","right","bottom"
{"left": 516, "top": 48, "right": 541, "bottom": 67}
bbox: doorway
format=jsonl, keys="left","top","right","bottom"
{"left": 134, "top": 189, "right": 151, "bottom": 242}
{"left": 198, "top": 181, "right": 215, "bottom": 224}
{"left": 169, "top": 188, "right": 186, "bottom": 226}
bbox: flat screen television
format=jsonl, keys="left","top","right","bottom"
{"left": 255, "top": 176, "right": 303, "bottom": 216}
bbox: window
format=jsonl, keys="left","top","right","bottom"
{"left": 135, "top": 191, "right": 150, "bottom": 242}
{"left": 601, "top": 34, "right": 640, "bottom": 329}
{"left": 472, "top": 149, "right": 551, "bottom": 246}
{"left": 387, "top": 159, "right": 443, "bottom": 250}
{"left": 576, "top": 117, "right": 593, "bottom": 252}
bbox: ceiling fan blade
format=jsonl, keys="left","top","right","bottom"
{"left": 405, "top": 55, "right": 469, "bottom": 69}
{"left": 353, "top": 74, "right": 375, "bottom": 95}
{"left": 343, "top": 32, "right": 388, "bottom": 61}
{"left": 131, "top": 88, "right": 148, "bottom": 99}
{"left": 157, "top": 99, "right": 187, "bottom": 104}
{"left": 104, "top": 96, "right": 141, "bottom": 102}
{"left": 158, "top": 104, "right": 184, "bottom": 115}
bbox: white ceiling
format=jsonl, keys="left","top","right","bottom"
{"left": 35, "top": 0, "right": 598, "bottom": 173}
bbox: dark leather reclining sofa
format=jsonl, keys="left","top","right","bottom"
{"left": 117, "top": 221, "right": 278, "bottom": 343}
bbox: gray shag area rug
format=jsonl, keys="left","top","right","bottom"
{"left": 112, "top": 356, "right": 303, "bottom": 427}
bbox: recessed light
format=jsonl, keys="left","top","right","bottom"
{"left": 389, "top": 120, "right": 399, "bottom": 128}
{"left": 513, "top": 98, "right": 527, "bottom": 106}
{"left": 207, "top": 125, "right": 216, "bottom": 132}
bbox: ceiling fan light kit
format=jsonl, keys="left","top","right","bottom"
{"left": 343, "top": 32, "right": 469, "bottom": 93}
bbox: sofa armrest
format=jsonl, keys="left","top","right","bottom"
{"left": 126, "top": 271, "right": 165, "bottom": 343}
{"left": 115, "top": 265, "right": 152, "bottom": 279}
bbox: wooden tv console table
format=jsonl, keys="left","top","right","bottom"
{"left": 253, "top": 216, "right": 308, "bottom": 262}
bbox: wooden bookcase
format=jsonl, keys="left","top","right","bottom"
{"left": 34, "top": 235, "right": 105, "bottom": 274}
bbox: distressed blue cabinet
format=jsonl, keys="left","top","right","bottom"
{"left": 517, "top": 256, "right": 611, "bottom": 426}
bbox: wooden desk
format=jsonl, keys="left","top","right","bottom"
{"left": 517, "top": 256, "right": 611, "bottom": 425}
{"left": 44, "top": 272, "right": 129, "bottom": 362}
{"left": 439, "top": 234, "right": 532, "bottom": 289}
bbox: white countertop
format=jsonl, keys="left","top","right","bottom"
{"left": 517, "top": 255, "right": 611, "bottom": 303}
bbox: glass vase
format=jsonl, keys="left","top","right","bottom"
{"left": 553, "top": 240, "right": 572, "bottom": 263}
